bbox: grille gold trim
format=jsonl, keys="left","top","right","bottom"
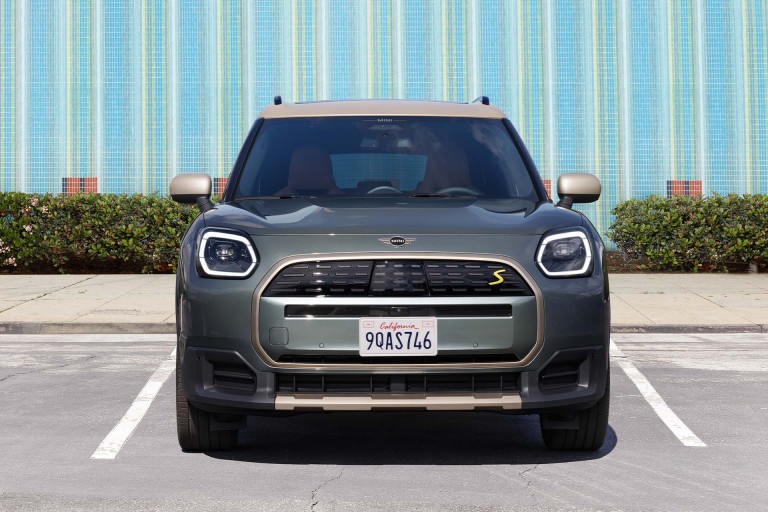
{"left": 274, "top": 392, "right": 523, "bottom": 411}
{"left": 251, "top": 252, "right": 544, "bottom": 371}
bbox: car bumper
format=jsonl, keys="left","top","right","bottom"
{"left": 181, "top": 343, "right": 608, "bottom": 415}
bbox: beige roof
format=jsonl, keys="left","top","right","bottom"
{"left": 259, "top": 99, "right": 506, "bottom": 119}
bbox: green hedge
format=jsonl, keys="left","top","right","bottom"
{"left": 608, "top": 194, "right": 768, "bottom": 271}
{"left": 4, "top": 192, "right": 767, "bottom": 273}
{"left": 0, "top": 193, "right": 198, "bottom": 273}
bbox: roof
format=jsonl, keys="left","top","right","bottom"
{"left": 258, "top": 99, "right": 506, "bottom": 119}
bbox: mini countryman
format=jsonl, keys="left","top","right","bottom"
{"left": 170, "top": 98, "right": 610, "bottom": 452}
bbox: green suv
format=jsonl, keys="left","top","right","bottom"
{"left": 170, "top": 98, "right": 610, "bottom": 452}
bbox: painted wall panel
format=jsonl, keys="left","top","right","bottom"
{"left": 0, "top": 0, "right": 766, "bottom": 241}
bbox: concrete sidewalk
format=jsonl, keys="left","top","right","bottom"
{"left": 1, "top": 273, "right": 768, "bottom": 334}
{"left": 0, "top": 274, "right": 175, "bottom": 334}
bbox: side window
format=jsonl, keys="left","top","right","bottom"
{"left": 236, "top": 132, "right": 292, "bottom": 196}
{"left": 468, "top": 121, "right": 536, "bottom": 200}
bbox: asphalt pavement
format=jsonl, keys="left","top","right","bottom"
{"left": 2, "top": 273, "right": 768, "bottom": 334}
{"left": 1, "top": 332, "right": 766, "bottom": 511}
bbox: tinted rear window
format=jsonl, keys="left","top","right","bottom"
{"left": 235, "top": 117, "right": 538, "bottom": 200}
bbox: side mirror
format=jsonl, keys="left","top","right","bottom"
{"left": 556, "top": 173, "right": 601, "bottom": 209}
{"left": 169, "top": 173, "right": 214, "bottom": 212}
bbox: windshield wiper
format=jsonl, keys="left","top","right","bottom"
{"left": 410, "top": 193, "right": 476, "bottom": 198}
{"left": 234, "top": 195, "right": 305, "bottom": 200}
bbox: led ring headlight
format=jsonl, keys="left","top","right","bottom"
{"left": 198, "top": 230, "right": 257, "bottom": 278}
{"left": 536, "top": 231, "right": 592, "bottom": 277}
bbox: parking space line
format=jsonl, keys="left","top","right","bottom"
{"left": 90, "top": 347, "right": 176, "bottom": 460}
{"left": 610, "top": 338, "right": 706, "bottom": 447}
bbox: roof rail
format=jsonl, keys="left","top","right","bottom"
{"left": 273, "top": 95, "right": 283, "bottom": 105}
{"left": 472, "top": 96, "right": 490, "bottom": 106}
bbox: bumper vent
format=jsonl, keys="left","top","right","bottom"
{"left": 538, "top": 350, "right": 591, "bottom": 391}
{"left": 538, "top": 363, "right": 580, "bottom": 391}
{"left": 264, "top": 259, "right": 533, "bottom": 297}
{"left": 277, "top": 373, "right": 519, "bottom": 394}
{"left": 211, "top": 365, "right": 257, "bottom": 395}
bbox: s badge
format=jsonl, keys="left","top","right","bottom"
{"left": 488, "top": 269, "right": 506, "bottom": 285}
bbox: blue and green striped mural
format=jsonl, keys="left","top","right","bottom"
{"left": 1, "top": 0, "right": 767, "bottom": 238}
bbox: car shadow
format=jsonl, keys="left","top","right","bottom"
{"left": 207, "top": 411, "right": 617, "bottom": 465}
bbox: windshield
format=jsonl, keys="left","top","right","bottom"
{"left": 234, "top": 116, "right": 539, "bottom": 201}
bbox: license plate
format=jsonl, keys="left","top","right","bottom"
{"left": 359, "top": 317, "right": 438, "bottom": 356}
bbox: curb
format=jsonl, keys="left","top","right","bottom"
{"left": 611, "top": 324, "right": 766, "bottom": 334}
{"left": 1, "top": 322, "right": 765, "bottom": 335}
{"left": 0, "top": 322, "right": 175, "bottom": 335}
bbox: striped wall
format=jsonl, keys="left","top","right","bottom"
{"left": 1, "top": 0, "right": 767, "bottom": 240}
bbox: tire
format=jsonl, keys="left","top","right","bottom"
{"left": 176, "top": 348, "right": 238, "bottom": 452}
{"left": 540, "top": 371, "right": 609, "bottom": 451}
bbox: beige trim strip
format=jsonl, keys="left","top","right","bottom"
{"left": 259, "top": 100, "right": 505, "bottom": 119}
{"left": 275, "top": 393, "right": 522, "bottom": 411}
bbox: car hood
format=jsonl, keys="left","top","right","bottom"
{"left": 203, "top": 197, "right": 584, "bottom": 236}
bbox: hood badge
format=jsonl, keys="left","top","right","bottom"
{"left": 379, "top": 236, "right": 415, "bottom": 247}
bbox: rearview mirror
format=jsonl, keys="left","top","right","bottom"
{"left": 169, "top": 173, "right": 214, "bottom": 212}
{"left": 556, "top": 173, "right": 601, "bottom": 209}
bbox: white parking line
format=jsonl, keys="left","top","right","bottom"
{"left": 90, "top": 347, "right": 177, "bottom": 460}
{"left": 610, "top": 338, "right": 706, "bottom": 447}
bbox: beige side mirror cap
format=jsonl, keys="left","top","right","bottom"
{"left": 169, "top": 173, "right": 214, "bottom": 212}
{"left": 556, "top": 173, "right": 601, "bottom": 209}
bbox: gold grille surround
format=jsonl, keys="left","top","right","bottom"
{"left": 251, "top": 252, "right": 544, "bottom": 372}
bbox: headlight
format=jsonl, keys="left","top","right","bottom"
{"left": 536, "top": 231, "right": 593, "bottom": 277}
{"left": 197, "top": 230, "right": 257, "bottom": 278}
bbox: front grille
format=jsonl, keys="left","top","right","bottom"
{"left": 277, "top": 373, "right": 519, "bottom": 394}
{"left": 264, "top": 259, "right": 532, "bottom": 297}
{"left": 370, "top": 261, "right": 428, "bottom": 295}
{"left": 277, "top": 353, "right": 521, "bottom": 365}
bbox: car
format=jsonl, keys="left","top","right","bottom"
{"left": 169, "top": 97, "right": 610, "bottom": 452}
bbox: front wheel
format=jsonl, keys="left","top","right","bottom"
{"left": 540, "top": 372, "right": 609, "bottom": 451}
{"left": 176, "top": 349, "right": 238, "bottom": 452}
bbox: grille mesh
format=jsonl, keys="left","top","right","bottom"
{"left": 264, "top": 260, "right": 533, "bottom": 297}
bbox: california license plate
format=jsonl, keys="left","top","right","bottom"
{"left": 359, "top": 317, "right": 438, "bottom": 356}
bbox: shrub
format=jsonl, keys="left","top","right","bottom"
{"left": 0, "top": 193, "right": 198, "bottom": 273}
{"left": 608, "top": 194, "right": 768, "bottom": 271}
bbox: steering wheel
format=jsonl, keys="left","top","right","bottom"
{"left": 434, "top": 186, "right": 481, "bottom": 196}
{"left": 367, "top": 186, "right": 403, "bottom": 195}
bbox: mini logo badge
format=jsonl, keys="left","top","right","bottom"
{"left": 379, "top": 236, "right": 415, "bottom": 247}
